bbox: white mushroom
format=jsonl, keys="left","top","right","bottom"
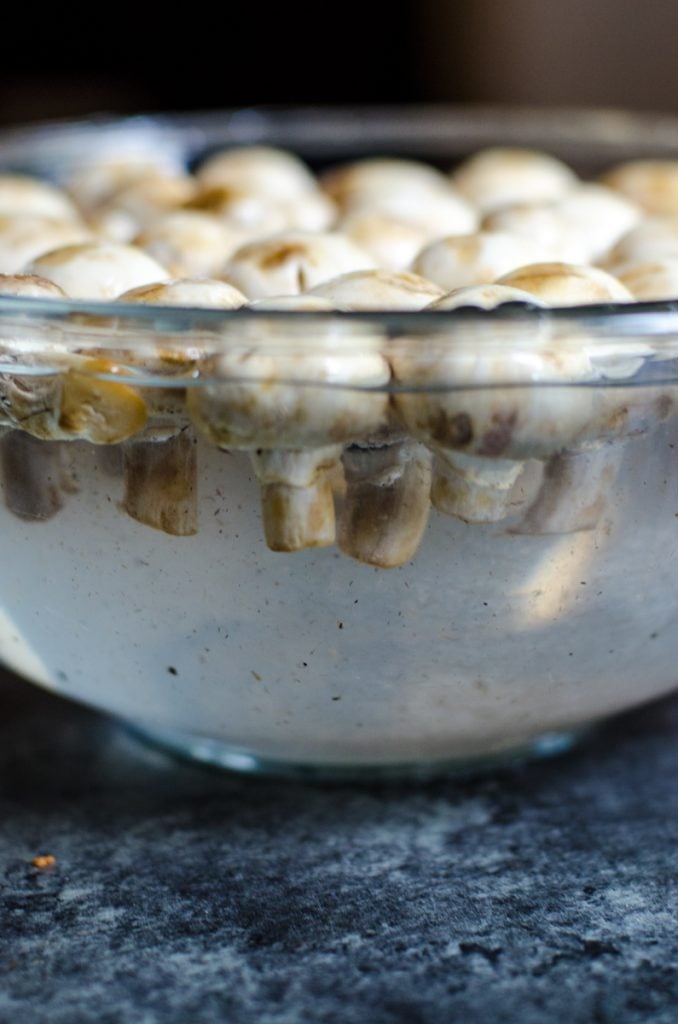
{"left": 307, "top": 270, "right": 443, "bottom": 310}
{"left": 615, "top": 258, "right": 678, "bottom": 300}
{"left": 601, "top": 160, "right": 678, "bottom": 216}
{"left": 197, "top": 146, "right": 317, "bottom": 200}
{"left": 135, "top": 210, "right": 246, "bottom": 277}
{"left": 0, "top": 215, "right": 92, "bottom": 274}
{"left": 89, "top": 173, "right": 198, "bottom": 242}
{"left": 410, "top": 285, "right": 544, "bottom": 524}
{"left": 0, "top": 273, "right": 66, "bottom": 299}
{"left": 412, "top": 231, "right": 553, "bottom": 293}
{"left": 321, "top": 158, "right": 477, "bottom": 235}
{"left": 67, "top": 156, "right": 183, "bottom": 212}
{"left": 0, "top": 266, "right": 147, "bottom": 444}
{"left": 26, "top": 242, "right": 170, "bottom": 299}
{"left": 495, "top": 262, "right": 632, "bottom": 305}
{"left": 603, "top": 216, "right": 678, "bottom": 271}
{"left": 116, "top": 279, "right": 247, "bottom": 535}
{"left": 391, "top": 282, "right": 599, "bottom": 463}
{"left": 556, "top": 184, "right": 640, "bottom": 261}
{"left": 321, "top": 158, "right": 452, "bottom": 207}
{"left": 305, "top": 272, "right": 438, "bottom": 565}
{"left": 0, "top": 175, "right": 83, "bottom": 223}
{"left": 187, "top": 295, "right": 390, "bottom": 553}
{"left": 187, "top": 183, "right": 337, "bottom": 235}
{"left": 451, "top": 148, "right": 577, "bottom": 213}
{"left": 118, "top": 278, "right": 247, "bottom": 309}
{"left": 221, "top": 231, "right": 376, "bottom": 299}
{"left": 343, "top": 188, "right": 478, "bottom": 239}
{"left": 338, "top": 210, "right": 430, "bottom": 271}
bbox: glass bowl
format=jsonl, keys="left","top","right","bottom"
{"left": 2, "top": 106, "right": 678, "bottom": 778}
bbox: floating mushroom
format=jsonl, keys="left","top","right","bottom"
{"left": 117, "top": 279, "right": 248, "bottom": 535}
{"left": 307, "top": 269, "right": 443, "bottom": 310}
{"left": 188, "top": 294, "right": 390, "bottom": 554}
{"left": 339, "top": 210, "right": 430, "bottom": 272}
{"left": 0, "top": 175, "right": 83, "bottom": 223}
{"left": 601, "top": 159, "right": 678, "bottom": 216}
{"left": 187, "top": 184, "right": 336, "bottom": 235}
{"left": 602, "top": 216, "right": 678, "bottom": 272}
{"left": 26, "top": 242, "right": 170, "bottom": 299}
{"left": 392, "top": 270, "right": 635, "bottom": 536}
{"left": 395, "top": 285, "right": 544, "bottom": 524}
{"left": 197, "top": 146, "right": 318, "bottom": 200}
{"left": 90, "top": 173, "right": 198, "bottom": 242}
{"left": 221, "top": 231, "right": 376, "bottom": 299}
{"left": 451, "top": 147, "right": 578, "bottom": 213}
{"left": 412, "top": 231, "right": 552, "bottom": 293}
{"left": 135, "top": 211, "right": 249, "bottom": 277}
{"left": 0, "top": 215, "right": 93, "bottom": 274}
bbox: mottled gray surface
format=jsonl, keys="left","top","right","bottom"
{"left": 0, "top": 670, "right": 677, "bottom": 1024}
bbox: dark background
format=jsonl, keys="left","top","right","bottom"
{"left": 3, "top": 0, "right": 678, "bottom": 126}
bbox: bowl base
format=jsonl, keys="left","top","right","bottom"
{"left": 123, "top": 722, "right": 587, "bottom": 781}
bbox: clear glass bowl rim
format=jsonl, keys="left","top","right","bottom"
{"left": 2, "top": 104, "right": 678, "bottom": 387}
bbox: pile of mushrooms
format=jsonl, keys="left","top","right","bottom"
{"left": 0, "top": 142, "right": 676, "bottom": 565}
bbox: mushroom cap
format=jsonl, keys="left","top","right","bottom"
{"left": 187, "top": 184, "right": 336, "bottom": 234}
{"left": 307, "top": 269, "right": 443, "bottom": 310}
{"left": 603, "top": 216, "right": 678, "bottom": 271}
{"left": 0, "top": 175, "right": 82, "bottom": 223}
{"left": 118, "top": 278, "right": 247, "bottom": 309}
{"left": 187, "top": 293, "right": 389, "bottom": 449}
{"left": 0, "top": 215, "right": 92, "bottom": 274}
{"left": 496, "top": 262, "right": 632, "bottom": 305}
{"left": 451, "top": 147, "right": 578, "bottom": 213}
{"left": 67, "top": 156, "right": 183, "bottom": 211}
{"left": 196, "top": 146, "right": 317, "bottom": 200}
{"left": 221, "top": 231, "right": 376, "bottom": 299}
{"left": 601, "top": 159, "right": 678, "bottom": 216}
{"left": 427, "top": 284, "right": 546, "bottom": 310}
{"left": 339, "top": 210, "right": 430, "bottom": 271}
{"left": 556, "top": 184, "right": 640, "bottom": 261}
{"left": 342, "top": 187, "right": 477, "bottom": 237}
{"left": 0, "top": 273, "right": 66, "bottom": 298}
{"left": 615, "top": 257, "right": 678, "bottom": 300}
{"left": 321, "top": 158, "right": 450, "bottom": 207}
{"left": 412, "top": 231, "right": 553, "bottom": 292}
{"left": 90, "top": 174, "right": 198, "bottom": 242}
{"left": 483, "top": 205, "right": 586, "bottom": 263}
{"left": 27, "top": 242, "right": 171, "bottom": 299}
{"left": 135, "top": 210, "right": 246, "bottom": 277}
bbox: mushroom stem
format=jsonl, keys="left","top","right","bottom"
{"left": 338, "top": 440, "right": 432, "bottom": 568}
{"left": 1, "top": 431, "right": 66, "bottom": 521}
{"left": 250, "top": 446, "right": 341, "bottom": 552}
{"left": 123, "top": 430, "right": 198, "bottom": 536}
{"left": 511, "top": 443, "right": 624, "bottom": 535}
{"left": 431, "top": 449, "right": 524, "bottom": 523}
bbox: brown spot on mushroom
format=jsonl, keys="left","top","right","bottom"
{"left": 259, "top": 242, "right": 309, "bottom": 270}
{"left": 477, "top": 412, "right": 518, "bottom": 457}
{"left": 426, "top": 410, "right": 474, "bottom": 448}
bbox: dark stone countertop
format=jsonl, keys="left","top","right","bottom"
{"left": 0, "top": 669, "right": 677, "bottom": 1024}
